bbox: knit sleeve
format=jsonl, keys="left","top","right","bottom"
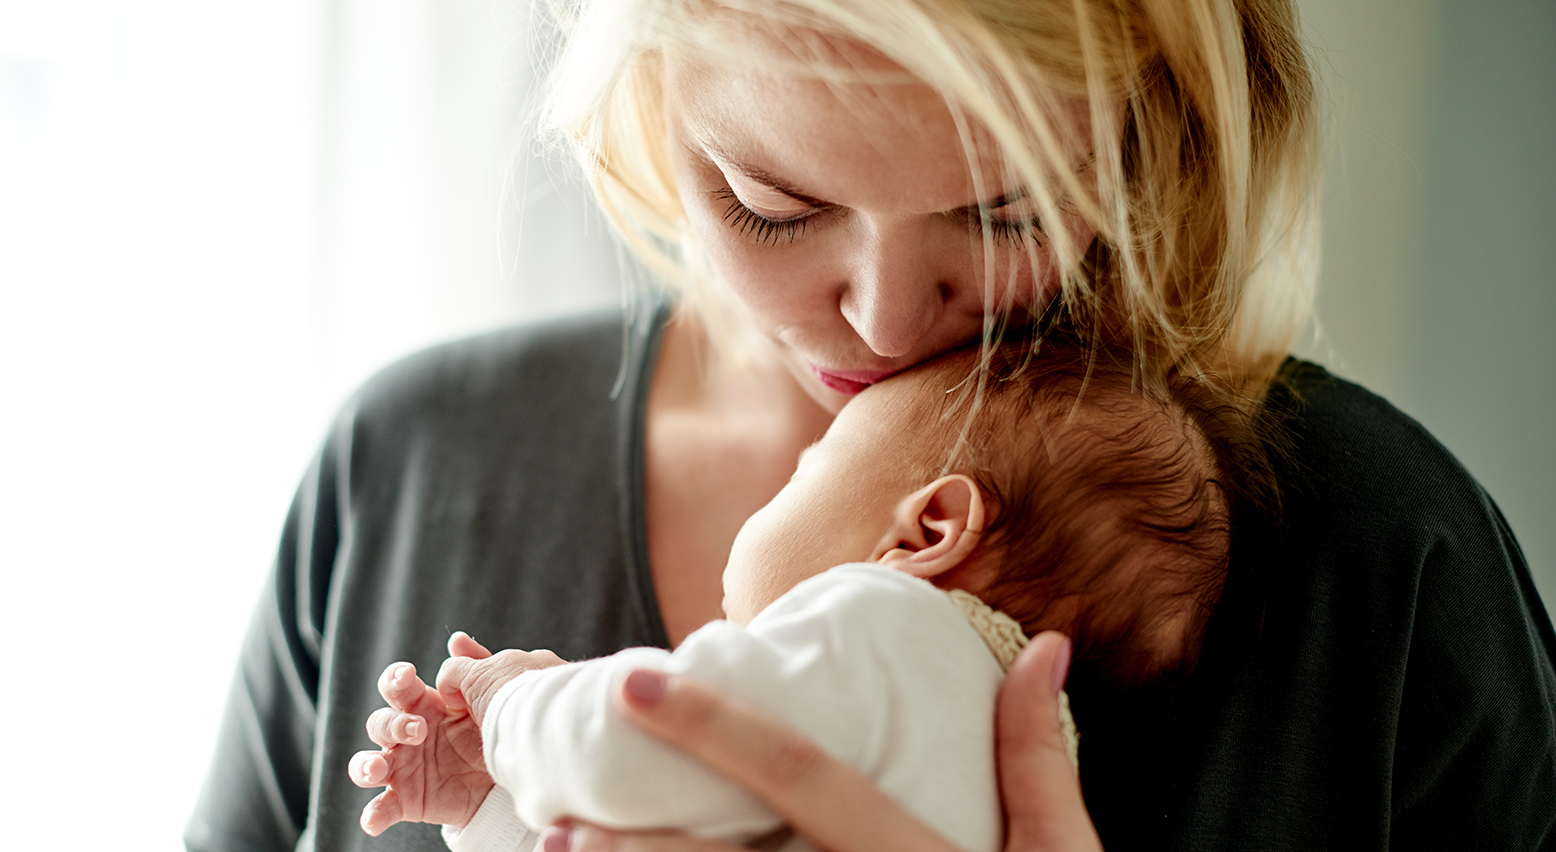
{"left": 184, "top": 427, "right": 342, "bottom": 852}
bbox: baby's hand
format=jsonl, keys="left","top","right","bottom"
{"left": 349, "top": 633, "right": 500, "bottom": 836}
{"left": 436, "top": 636, "right": 566, "bottom": 727}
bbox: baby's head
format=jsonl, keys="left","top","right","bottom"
{"left": 724, "top": 338, "right": 1250, "bottom": 692}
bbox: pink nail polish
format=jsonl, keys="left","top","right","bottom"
{"left": 623, "top": 669, "right": 667, "bottom": 706}
{"left": 542, "top": 823, "right": 574, "bottom": 852}
{"left": 1050, "top": 637, "right": 1072, "bottom": 695}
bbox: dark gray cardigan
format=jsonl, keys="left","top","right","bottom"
{"left": 185, "top": 308, "right": 1556, "bottom": 852}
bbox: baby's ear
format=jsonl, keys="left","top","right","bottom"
{"left": 871, "top": 475, "right": 986, "bottom": 580}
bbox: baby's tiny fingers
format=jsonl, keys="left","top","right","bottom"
{"left": 349, "top": 750, "right": 388, "bottom": 788}
{"left": 377, "top": 662, "right": 425, "bottom": 708}
{"left": 366, "top": 707, "right": 427, "bottom": 747}
{"left": 449, "top": 630, "right": 494, "bottom": 660}
{"left": 360, "top": 789, "right": 405, "bottom": 837}
{"left": 436, "top": 656, "right": 474, "bottom": 711}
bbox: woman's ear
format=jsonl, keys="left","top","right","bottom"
{"left": 871, "top": 475, "right": 986, "bottom": 580}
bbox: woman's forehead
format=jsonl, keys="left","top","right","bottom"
{"left": 666, "top": 50, "right": 1017, "bottom": 212}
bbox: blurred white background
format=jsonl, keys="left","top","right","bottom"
{"left": 0, "top": 0, "right": 1550, "bottom": 847}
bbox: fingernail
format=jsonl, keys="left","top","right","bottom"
{"left": 406, "top": 719, "right": 424, "bottom": 740}
{"left": 623, "top": 669, "right": 667, "bottom": 706}
{"left": 1050, "top": 637, "right": 1072, "bottom": 695}
{"left": 541, "top": 823, "right": 573, "bottom": 852}
{"left": 394, "top": 664, "right": 409, "bottom": 683}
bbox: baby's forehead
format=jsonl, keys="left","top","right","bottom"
{"left": 855, "top": 368, "right": 951, "bottom": 422}
{"left": 858, "top": 352, "right": 1185, "bottom": 442}
{"left": 830, "top": 369, "right": 960, "bottom": 449}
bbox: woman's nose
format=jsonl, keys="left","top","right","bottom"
{"left": 839, "top": 224, "right": 950, "bottom": 358}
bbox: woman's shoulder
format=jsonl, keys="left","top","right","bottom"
{"left": 346, "top": 307, "right": 644, "bottom": 427}
{"left": 1272, "top": 358, "right": 1444, "bottom": 468}
{"left": 1268, "top": 358, "right": 1498, "bottom": 529}
{"left": 321, "top": 304, "right": 666, "bottom": 455}
{"left": 301, "top": 304, "right": 673, "bottom": 652}
{"left": 1254, "top": 359, "right": 1540, "bottom": 628}
{"left": 308, "top": 305, "right": 667, "bottom": 522}
{"left": 1252, "top": 360, "right": 1553, "bottom": 725}
{"left": 1122, "top": 362, "right": 1556, "bottom": 851}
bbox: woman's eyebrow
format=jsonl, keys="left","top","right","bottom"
{"left": 703, "top": 145, "right": 831, "bottom": 207}
{"left": 980, "top": 187, "right": 1030, "bottom": 209}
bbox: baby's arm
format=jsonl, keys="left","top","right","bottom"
{"left": 486, "top": 595, "right": 890, "bottom": 841}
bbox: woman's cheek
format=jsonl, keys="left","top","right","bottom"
{"left": 701, "top": 229, "right": 836, "bottom": 328}
{"left": 680, "top": 195, "right": 774, "bottom": 303}
{"left": 985, "top": 249, "right": 1048, "bottom": 313}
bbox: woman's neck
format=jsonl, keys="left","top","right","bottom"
{"left": 644, "top": 307, "right": 834, "bottom": 646}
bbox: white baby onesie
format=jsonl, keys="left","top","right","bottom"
{"left": 444, "top": 563, "right": 1043, "bottom": 852}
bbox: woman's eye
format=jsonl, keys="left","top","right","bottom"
{"left": 976, "top": 209, "right": 1044, "bottom": 243}
{"left": 713, "top": 188, "right": 815, "bottom": 245}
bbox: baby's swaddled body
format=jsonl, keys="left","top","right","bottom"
{"left": 467, "top": 565, "right": 1008, "bottom": 852}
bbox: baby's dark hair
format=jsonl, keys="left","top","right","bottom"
{"left": 901, "top": 336, "right": 1274, "bottom": 693}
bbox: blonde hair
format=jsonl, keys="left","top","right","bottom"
{"left": 540, "top": 0, "right": 1321, "bottom": 391}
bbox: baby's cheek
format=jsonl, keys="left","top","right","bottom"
{"left": 717, "top": 559, "right": 760, "bottom": 624}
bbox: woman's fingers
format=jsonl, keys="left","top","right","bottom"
{"left": 996, "top": 632, "right": 1103, "bottom": 852}
{"left": 614, "top": 670, "right": 959, "bottom": 852}
{"left": 365, "top": 707, "right": 427, "bottom": 747}
{"left": 360, "top": 789, "right": 404, "bottom": 837}
{"left": 542, "top": 822, "right": 750, "bottom": 852}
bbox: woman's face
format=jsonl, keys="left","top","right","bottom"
{"left": 666, "top": 49, "right": 1094, "bottom": 413}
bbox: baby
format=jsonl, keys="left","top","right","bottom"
{"left": 351, "top": 338, "right": 1249, "bottom": 852}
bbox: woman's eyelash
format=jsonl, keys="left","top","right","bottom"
{"left": 714, "top": 188, "right": 810, "bottom": 245}
{"left": 710, "top": 188, "right": 1040, "bottom": 245}
{"left": 977, "top": 210, "right": 1044, "bottom": 243}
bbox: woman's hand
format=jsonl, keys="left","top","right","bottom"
{"left": 987, "top": 633, "right": 1101, "bottom": 852}
{"left": 539, "top": 631, "right": 1102, "bottom": 852}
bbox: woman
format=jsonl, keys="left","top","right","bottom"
{"left": 186, "top": 0, "right": 1556, "bottom": 849}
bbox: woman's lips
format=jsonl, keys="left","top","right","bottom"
{"left": 809, "top": 365, "right": 894, "bottom": 395}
